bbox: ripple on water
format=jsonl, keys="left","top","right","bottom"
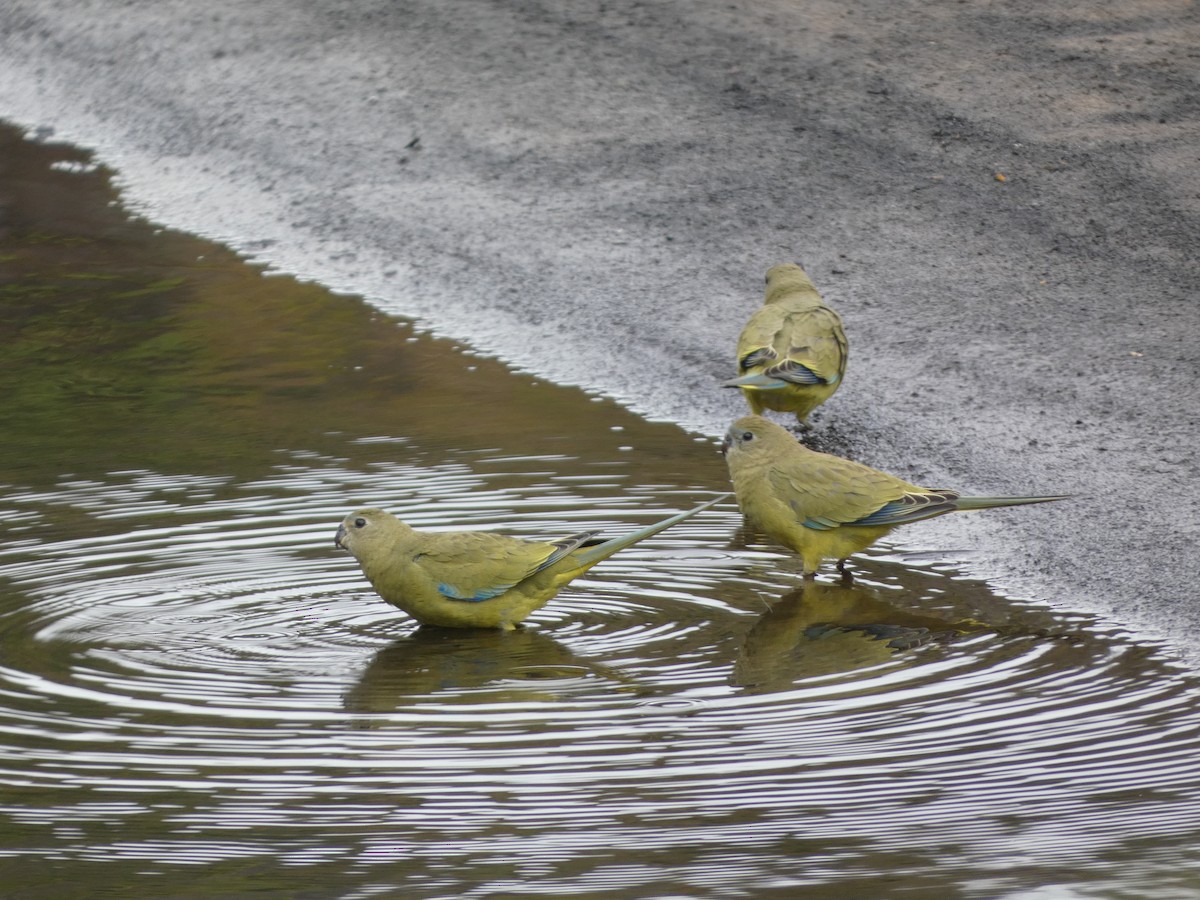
{"left": 3, "top": 452, "right": 1200, "bottom": 896}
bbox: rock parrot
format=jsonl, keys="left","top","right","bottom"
{"left": 335, "top": 494, "right": 730, "bottom": 628}
{"left": 722, "top": 415, "right": 1066, "bottom": 579}
{"left": 724, "top": 263, "right": 848, "bottom": 425}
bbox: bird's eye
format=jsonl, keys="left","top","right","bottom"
{"left": 354, "top": 517, "right": 367, "bottom": 528}
{"left": 742, "top": 431, "right": 755, "bottom": 442}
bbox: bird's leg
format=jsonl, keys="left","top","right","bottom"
{"left": 836, "top": 558, "right": 854, "bottom": 586}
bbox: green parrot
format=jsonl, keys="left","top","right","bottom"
{"left": 334, "top": 494, "right": 730, "bottom": 628}
{"left": 724, "top": 263, "right": 848, "bottom": 425}
{"left": 722, "top": 415, "right": 1066, "bottom": 580}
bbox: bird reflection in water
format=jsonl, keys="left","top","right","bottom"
{"left": 344, "top": 626, "right": 640, "bottom": 714}
{"left": 732, "top": 578, "right": 990, "bottom": 692}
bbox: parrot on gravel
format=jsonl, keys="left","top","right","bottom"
{"left": 724, "top": 263, "right": 848, "bottom": 425}
{"left": 721, "top": 415, "right": 1066, "bottom": 580}
{"left": 335, "top": 494, "right": 730, "bottom": 628}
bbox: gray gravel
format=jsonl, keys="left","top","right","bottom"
{"left": 2, "top": 0, "right": 1198, "bottom": 646}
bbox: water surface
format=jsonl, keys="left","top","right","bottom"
{"left": 4, "top": 124, "right": 1200, "bottom": 898}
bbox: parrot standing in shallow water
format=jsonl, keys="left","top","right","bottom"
{"left": 722, "top": 415, "right": 1066, "bottom": 580}
{"left": 335, "top": 494, "right": 730, "bottom": 628}
{"left": 724, "top": 263, "right": 848, "bottom": 425}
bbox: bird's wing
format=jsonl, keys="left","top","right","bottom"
{"left": 768, "top": 455, "right": 920, "bottom": 530}
{"left": 767, "top": 306, "right": 847, "bottom": 385}
{"left": 735, "top": 306, "right": 787, "bottom": 372}
{"left": 737, "top": 346, "right": 779, "bottom": 372}
{"left": 849, "top": 490, "right": 961, "bottom": 526}
{"left": 736, "top": 306, "right": 846, "bottom": 386}
{"left": 414, "top": 531, "right": 598, "bottom": 603}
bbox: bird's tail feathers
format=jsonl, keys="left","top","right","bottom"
{"left": 954, "top": 494, "right": 1069, "bottom": 511}
{"left": 570, "top": 493, "right": 733, "bottom": 569}
{"left": 723, "top": 374, "right": 789, "bottom": 390}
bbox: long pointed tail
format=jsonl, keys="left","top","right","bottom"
{"left": 954, "top": 494, "right": 1069, "bottom": 511}
{"left": 571, "top": 493, "right": 733, "bottom": 569}
{"left": 723, "top": 374, "right": 789, "bottom": 390}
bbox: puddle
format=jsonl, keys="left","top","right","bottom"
{"left": 3, "top": 122, "right": 1200, "bottom": 897}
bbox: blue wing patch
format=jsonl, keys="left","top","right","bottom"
{"left": 801, "top": 515, "right": 841, "bottom": 531}
{"left": 435, "top": 531, "right": 600, "bottom": 603}
{"left": 798, "top": 491, "right": 960, "bottom": 531}
{"left": 436, "top": 581, "right": 513, "bottom": 603}
{"left": 852, "top": 491, "right": 959, "bottom": 527}
{"left": 739, "top": 348, "right": 777, "bottom": 370}
{"left": 770, "top": 360, "right": 823, "bottom": 385}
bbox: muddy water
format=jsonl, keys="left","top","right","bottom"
{"left": 3, "top": 123, "right": 1200, "bottom": 898}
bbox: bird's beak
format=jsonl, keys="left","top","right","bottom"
{"left": 720, "top": 434, "right": 732, "bottom": 457}
{"left": 334, "top": 523, "right": 348, "bottom": 550}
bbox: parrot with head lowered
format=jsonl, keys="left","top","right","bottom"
{"left": 724, "top": 263, "right": 848, "bottom": 425}
{"left": 722, "top": 415, "right": 1066, "bottom": 580}
{"left": 335, "top": 494, "right": 730, "bottom": 628}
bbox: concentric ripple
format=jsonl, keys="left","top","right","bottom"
{"left": 4, "top": 450, "right": 1200, "bottom": 897}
